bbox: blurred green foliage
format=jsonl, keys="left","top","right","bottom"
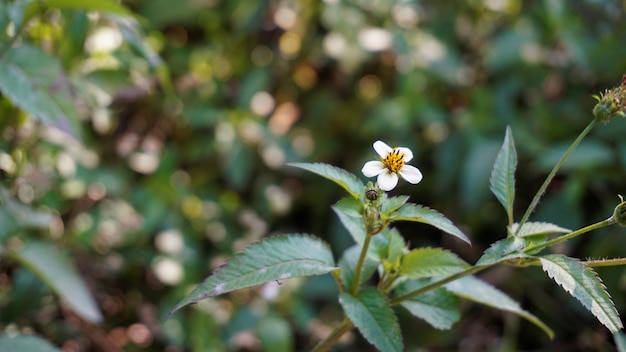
{"left": 1, "top": 0, "right": 626, "bottom": 350}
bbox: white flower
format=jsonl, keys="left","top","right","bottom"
{"left": 361, "top": 140, "right": 423, "bottom": 191}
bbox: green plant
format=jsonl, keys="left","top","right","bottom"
{"left": 169, "top": 80, "right": 626, "bottom": 351}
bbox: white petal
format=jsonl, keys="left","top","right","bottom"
{"left": 373, "top": 140, "right": 392, "bottom": 158}
{"left": 399, "top": 165, "right": 423, "bottom": 184}
{"left": 377, "top": 170, "right": 398, "bottom": 191}
{"left": 396, "top": 147, "right": 413, "bottom": 162}
{"left": 362, "top": 161, "right": 386, "bottom": 177}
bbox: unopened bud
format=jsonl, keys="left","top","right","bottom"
{"left": 593, "top": 75, "right": 626, "bottom": 124}
{"left": 614, "top": 195, "right": 626, "bottom": 227}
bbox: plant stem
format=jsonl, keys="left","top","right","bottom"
{"left": 311, "top": 318, "right": 354, "bottom": 352}
{"left": 389, "top": 265, "right": 486, "bottom": 306}
{"left": 522, "top": 216, "right": 615, "bottom": 253}
{"left": 514, "top": 119, "right": 597, "bottom": 236}
{"left": 584, "top": 257, "right": 626, "bottom": 267}
{"left": 351, "top": 234, "right": 372, "bottom": 295}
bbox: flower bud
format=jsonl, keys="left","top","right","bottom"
{"left": 364, "top": 205, "right": 382, "bottom": 235}
{"left": 593, "top": 75, "right": 626, "bottom": 124}
{"left": 614, "top": 195, "right": 626, "bottom": 227}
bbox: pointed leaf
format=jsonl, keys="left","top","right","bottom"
{"left": 11, "top": 241, "right": 102, "bottom": 323}
{"left": 396, "top": 279, "right": 461, "bottom": 330}
{"left": 339, "top": 245, "right": 379, "bottom": 290}
{"left": 0, "top": 45, "right": 80, "bottom": 136}
{"left": 446, "top": 276, "right": 554, "bottom": 339}
{"left": 510, "top": 222, "right": 571, "bottom": 237}
{"left": 381, "top": 195, "right": 410, "bottom": 216}
{"left": 289, "top": 163, "right": 364, "bottom": 199}
{"left": 475, "top": 236, "right": 531, "bottom": 266}
{"left": 0, "top": 334, "right": 61, "bottom": 352}
{"left": 386, "top": 228, "right": 406, "bottom": 263}
{"left": 400, "top": 248, "right": 469, "bottom": 278}
{"left": 339, "top": 288, "right": 403, "bottom": 352}
{"left": 168, "top": 234, "right": 336, "bottom": 317}
{"left": 391, "top": 203, "right": 470, "bottom": 244}
{"left": 489, "top": 126, "right": 517, "bottom": 223}
{"left": 540, "top": 254, "right": 622, "bottom": 332}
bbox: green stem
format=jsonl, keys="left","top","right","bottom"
{"left": 584, "top": 257, "right": 626, "bottom": 267}
{"left": 514, "top": 119, "right": 597, "bottom": 236}
{"left": 311, "top": 318, "right": 354, "bottom": 352}
{"left": 390, "top": 265, "right": 486, "bottom": 306}
{"left": 522, "top": 216, "right": 615, "bottom": 253}
{"left": 351, "top": 234, "right": 372, "bottom": 295}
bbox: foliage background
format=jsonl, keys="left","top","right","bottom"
{"left": 1, "top": 0, "right": 626, "bottom": 351}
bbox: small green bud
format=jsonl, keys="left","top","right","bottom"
{"left": 614, "top": 195, "right": 626, "bottom": 227}
{"left": 592, "top": 75, "right": 626, "bottom": 124}
{"left": 364, "top": 205, "right": 382, "bottom": 235}
{"left": 364, "top": 182, "right": 381, "bottom": 201}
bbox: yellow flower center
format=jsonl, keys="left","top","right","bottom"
{"left": 382, "top": 149, "right": 405, "bottom": 173}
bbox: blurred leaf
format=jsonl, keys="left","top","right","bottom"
{"left": 391, "top": 203, "right": 471, "bottom": 244}
{"left": 0, "top": 334, "right": 60, "bottom": 352}
{"left": 489, "top": 126, "right": 516, "bottom": 224}
{"left": 0, "top": 45, "right": 80, "bottom": 137}
{"left": 256, "top": 315, "right": 293, "bottom": 352}
{"left": 540, "top": 254, "right": 622, "bottom": 332}
{"left": 25, "top": 0, "right": 131, "bottom": 18}
{"left": 476, "top": 237, "right": 530, "bottom": 266}
{"left": 6, "top": 0, "right": 33, "bottom": 29}
{"left": 395, "top": 279, "right": 461, "bottom": 330}
{"left": 0, "top": 188, "right": 54, "bottom": 242}
{"left": 289, "top": 163, "right": 365, "bottom": 200}
{"left": 339, "top": 245, "right": 378, "bottom": 290}
{"left": 168, "top": 234, "right": 337, "bottom": 317}
{"left": 614, "top": 330, "right": 626, "bottom": 352}
{"left": 446, "top": 276, "right": 554, "bottom": 339}
{"left": 400, "top": 248, "right": 469, "bottom": 279}
{"left": 339, "top": 288, "right": 403, "bottom": 352}
{"left": 332, "top": 206, "right": 388, "bottom": 261}
{"left": 510, "top": 222, "right": 571, "bottom": 237}
{"left": 12, "top": 241, "right": 102, "bottom": 323}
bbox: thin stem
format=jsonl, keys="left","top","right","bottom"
{"left": 390, "top": 266, "right": 486, "bottom": 306}
{"left": 311, "top": 318, "right": 354, "bottom": 352}
{"left": 514, "top": 119, "right": 597, "bottom": 236}
{"left": 522, "top": 216, "right": 615, "bottom": 253}
{"left": 351, "top": 234, "right": 372, "bottom": 295}
{"left": 584, "top": 257, "right": 626, "bottom": 267}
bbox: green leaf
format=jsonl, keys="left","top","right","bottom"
{"left": 446, "top": 276, "right": 554, "bottom": 339}
{"left": 0, "top": 334, "right": 61, "bottom": 352}
{"left": 339, "top": 245, "right": 379, "bottom": 290}
{"left": 489, "top": 126, "right": 517, "bottom": 223}
{"left": 332, "top": 206, "right": 389, "bottom": 261}
{"left": 334, "top": 197, "right": 362, "bottom": 217}
{"left": 395, "top": 279, "right": 461, "bottom": 330}
{"left": 0, "top": 187, "right": 54, "bottom": 242}
{"left": 475, "top": 236, "right": 530, "bottom": 266}
{"left": 386, "top": 228, "right": 406, "bottom": 263}
{"left": 509, "top": 222, "right": 571, "bottom": 237}
{"left": 256, "top": 315, "right": 293, "bottom": 352}
{"left": 289, "top": 163, "right": 365, "bottom": 199}
{"left": 25, "top": 0, "right": 131, "bottom": 20}
{"left": 391, "top": 203, "right": 471, "bottom": 244}
{"left": 168, "top": 234, "right": 337, "bottom": 317}
{"left": 381, "top": 195, "right": 410, "bottom": 216}
{"left": 400, "top": 248, "right": 469, "bottom": 278}
{"left": 339, "top": 288, "right": 403, "bottom": 352}
{"left": 0, "top": 45, "right": 80, "bottom": 137}
{"left": 11, "top": 241, "right": 102, "bottom": 323}
{"left": 540, "top": 254, "right": 623, "bottom": 332}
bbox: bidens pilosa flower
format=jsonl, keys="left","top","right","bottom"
{"left": 361, "top": 140, "right": 423, "bottom": 191}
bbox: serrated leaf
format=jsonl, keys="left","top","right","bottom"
{"left": 339, "top": 245, "right": 379, "bottom": 290}
{"left": 395, "top": 279, "right": 461, "bottom": 330}
{"left": 509, "top": 222, "right": 571, "bottom": 237}
{"left": 381, "top": 195, "right": 410, "bottom": 216}
{"left": 0, "top": 45, "right": 80, "bottom": 137}
{"left": 168, "top": 234, "right": 336, "bottom": 317}
{"left": 540, "top": 254, "right": 622, "bottom": 332}
{"left": 0, "top": 334, "right": 61, "bottom": 352}
{"left": 391, "top": 203, "right": 471, "bottom": 244}
{"left": 446, "top": 276, "right": 554, "bottom": 339}
{"left": 475, "top": 236, "right": 530, "bottom": 266}
{"left": 400, "top": 248, "right": 469, "bottom": 278}
{"left": 489, "top": 126, "right": 517, "bottom": 223}
{"left": 339, "top": 288, "right": 403, "bottom": 352}
{"left": 289, "top": 163, "right": 364, "bottom": 199}
{"left": 11, "top": 241, "right": 102, "bottom": 323}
